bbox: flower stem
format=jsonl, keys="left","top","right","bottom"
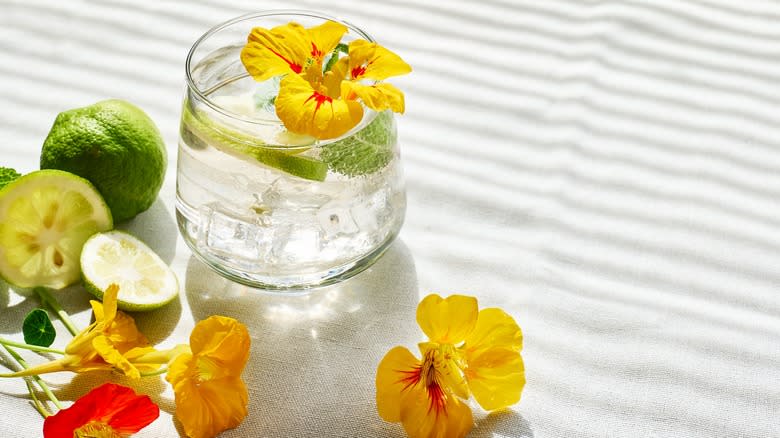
{"left": 3, "top": 344, "right": 62, "bottom": 417}
{"left": 24, "top": 379, "right": 51, "bottom": 418}
{"left": 0, "top": 337, "right": 65, "bottom": 355}
{"left": 34, "top": 287, "right": 79, "bottom": 336}
{"left": 139, "top": 367, "right": 168, "bottom": 377}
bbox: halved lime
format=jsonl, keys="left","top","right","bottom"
{"left": 81, "top": 230, "right": 178, "bottom": 311}
{"left": 0, "top": 170, "right": 113, "bottom": 289}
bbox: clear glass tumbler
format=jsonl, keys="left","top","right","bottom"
{"left": 176, "top": 11, "right": 406, "bottom": 290}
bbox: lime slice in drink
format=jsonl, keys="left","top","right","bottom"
{"left": 0, "top": 170, "right": 113, "bottom": 289}
{"left": 81, "top": 230, "right": 178, "bottom": 311}
{"left": 182, "top": 103, "right": 328, "bottom": 182}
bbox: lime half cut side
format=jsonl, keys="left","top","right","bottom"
{"left": 0, "top": 170, "right": 113, "bottom": 289}
{"left": 81, "top": 230, "right": 178, "bottom": 311}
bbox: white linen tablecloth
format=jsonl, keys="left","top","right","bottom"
{"left": 1, "top": 1, "right": 779, "bottom": 437}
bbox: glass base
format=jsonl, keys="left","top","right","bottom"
{"left": 176, "top": 208, "right": 400, "bottom": 292}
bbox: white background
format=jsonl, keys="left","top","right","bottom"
{"left": 1, "top": 1, "right": 779, "bottom": 437}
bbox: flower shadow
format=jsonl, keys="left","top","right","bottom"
{"left": 472, "top": 409, "right": 534, "bottom": 438}
{"left": 130, "top": 295, "right": 182, "bottom": 345}
{"left": 0, "top": 281, "right": 34, "bottom": 335}
{"left": 185, "top": 239, "right": 422, "bottom": 436}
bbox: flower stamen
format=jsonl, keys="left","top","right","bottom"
{"left": 421, "top": 349, "right": 447, "bottom": 417}
{"left": 74, "top": 421, "right": 122, "bottom": 438}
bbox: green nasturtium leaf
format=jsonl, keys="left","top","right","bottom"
{"left": 22, "top": 309, "right": 56, "bottom": 347}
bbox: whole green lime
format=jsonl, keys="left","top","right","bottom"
{"left": 40, "top": 99, "right": 167, "bottom": 222}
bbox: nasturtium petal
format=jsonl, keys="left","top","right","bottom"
{"left": 308, "top": 20, "right": 348, "bottom": 62}
{"left": 100, "top": 283, "right": 119, "bottom": 323}
{"left": 398, "top": 382, "right": 473, "bottom": 438}
{"left": 376, "top": 346, "right": 421, "bottom": 423}
{"left": 416, "top": 294, "right": 478, "bottom": 345}
{"left": 92, "top": 335, "right": 141, "bottom": 379}
{"left": 342, "top": 81, "right": 405, "bottom": 113}
{"left": 276, "top": 73, "right": 364, "bottom": 139}
{"left": 241, "top": 22, "right": 310, "bottom": 81}
{"left": 464, "top": 347, "right": 525, "bottom": 411}
{"left": 104, "top": 311, "right": 150, "bottom": 353}
{"left": 167, "top": 352, "right": 248, "bottom": 438}
{"left": 43, "top": 383, "right": 159, "bottom": 437}
{"left": 189, "top": 315, "right": 250, "bottom": 372}
{"left": 463, "top": 307, "right": 523, "bottom": 355}
{"left": 324, "top": 57, "right": 349, "bottom": 98}
{"left": 347, "top": 40, "right": 412, "bottom": 81}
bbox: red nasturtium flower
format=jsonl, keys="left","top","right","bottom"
{"left": 43, "top": 382, "right": 159, "bottom": 438}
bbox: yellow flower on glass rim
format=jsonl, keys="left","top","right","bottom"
{"left": 275, "top": 65, "right": 364, "bottom": 140}
{"left": 241, "top": 20, "right": 348, "bottom": 82}
{"left": 241, "top": 20, "right": 412, "bottom": 139}
{"left": 376, "top": 294, "right": 524, "bottom": 438}
{"left": 4, "top": 284, "right": 158, "bottom": 379}
{"left": 339, "top": 39, "right": 411, "bottom": 114}
{"left": 166, "top": 315, "right": 251, "bottom": 438}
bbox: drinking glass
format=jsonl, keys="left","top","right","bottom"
{"left": 176, "top": 11, "right": 406, "bottom": 290}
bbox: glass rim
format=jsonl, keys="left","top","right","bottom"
{"left": 185, "top": 9, "right": 376, "bottom": 128}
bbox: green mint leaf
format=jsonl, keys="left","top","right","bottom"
{"left": 321, "top": 111, "right": 396, "bottom": 177}
{"left": 0, "top": 167, "right": 21, "bottom": 189}
{"left": 22, "top": 309, "right": 56, "bottom": 347}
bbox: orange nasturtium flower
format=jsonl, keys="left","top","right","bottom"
{"left": 4, "top": 284, "right": 158, "bottom": 379}
{"left": 376, "top": 294, "right": 525, "bottom": 438}
{"left": 43, "top": 383, "right": 159, "bottom": 437}
{"left": 241, "top": 20, "right": 411, "bottom": 139}
{"left": 166, "top": 315, "right": 251, "bottom": 438}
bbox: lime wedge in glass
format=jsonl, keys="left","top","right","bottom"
{"left": 182, "top": 103, "right": 328, "bottom": 182}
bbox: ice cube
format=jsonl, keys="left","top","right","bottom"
{"left": 261, "top": 177, "right": 331, "bottom": 210}
{"left": 281, "top": 228, "right": 322, "bottom": 263}
{"left": 197, "top": 204, "right": 271, "bottom": 262}
{"left": 317, "top": 205, "right": 359, "bottom": 237}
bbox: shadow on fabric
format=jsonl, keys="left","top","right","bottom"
{"left": 118, "top": 197, "right": 178, "bottom": 264}
{"left": 472, "top": 409, "right": 533, "bottom": 438}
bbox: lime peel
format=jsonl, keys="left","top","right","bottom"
{"left": 0, "top": 167, "right": 21, "bottom": 190}
{"left": 40, "top": 99, "right": 167, "bottom": 222}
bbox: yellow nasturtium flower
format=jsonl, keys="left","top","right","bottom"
{"left": 241, "top": 20, "right": 348, "bottom": 80}
{"left": 241, "top": 20, "right": 411, "bottom": 139}
{"left": 166, "top": 315, "right": 251, "bottom": 438}
{"left": 3, "top": 284, "right": 158, "bottom": 379}
{"left": 376, "top": 294, "right": 524, "bottom": 438}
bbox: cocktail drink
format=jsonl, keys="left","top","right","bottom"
{"left": 176, "top": 11, "right": 408, "bottom": 289}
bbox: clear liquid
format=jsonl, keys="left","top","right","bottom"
{"left": 176, "top": 92, "right": 406, "bottom": 289}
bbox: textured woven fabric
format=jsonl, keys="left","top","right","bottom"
{"left": 1, "top": 1, "right": 779, "bottom": 437}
